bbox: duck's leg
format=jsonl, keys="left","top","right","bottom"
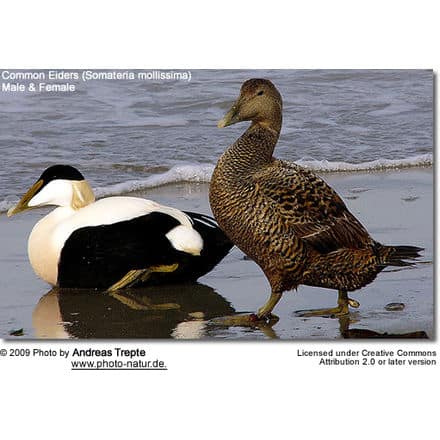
{"left": 107, "top": 269, "right": 150, "bottom": 292}
{"left": 107, "top": 263, "right": 179, "bottom": 292}
{"left": 296, "top": 289, "right": 360, "bottom": 318}
{"left": 255, "top": 290, "right": 283, "bottom": 319}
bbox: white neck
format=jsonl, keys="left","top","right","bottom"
{"left": 28, "top": 206, "right": 76, "bottom": 285}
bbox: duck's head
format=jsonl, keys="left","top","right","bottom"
{"left": 218, "top": 79, "right": 282, "bottom": 129}
{"left": 7, "top": 165, "right": 95, "bottom": 217}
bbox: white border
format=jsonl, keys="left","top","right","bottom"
{"left": 1, "top": 2, "right": 438, "bottom": 438}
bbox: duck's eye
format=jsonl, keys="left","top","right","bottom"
{"left": 257, "top": 90, "right": 264, "bottom": 96}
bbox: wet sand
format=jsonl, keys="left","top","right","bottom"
{"left": 0, "top": 168, "right": 433, "bottom": 339}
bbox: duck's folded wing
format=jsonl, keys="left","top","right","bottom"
{"left": 253, "top": 161, "right": 373, "bottom": 253}
{"left": 58, "top": 212, "right": 182, "bottom": 288}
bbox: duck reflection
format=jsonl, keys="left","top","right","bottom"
{"left": 33, "top": 284, "right": 235, "bottom": 339}
{"left": 335, "top": 315, "right": 428, "bottom": 338}
{"left": 32, "top": 287, "right": 428, "bottom": 339}
{"left": 208, "top": 312, "right": 429, "bottom": 339}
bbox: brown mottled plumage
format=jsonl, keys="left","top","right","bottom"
{"left": 210, "top": 78, "right": 422, "bottom": 320}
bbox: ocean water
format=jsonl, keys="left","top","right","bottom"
{"left": 0, "top": 69, "right": 433, "bottom": 211}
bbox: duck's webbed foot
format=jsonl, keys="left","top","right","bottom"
{"left": 296, "top": 290, "right": 360, "bottom": 318}
{"left": 256, "top": 291, "right": 283, "bottom": 319}
{"left": 209, "top": 291, "right": 282, "bottom": 328}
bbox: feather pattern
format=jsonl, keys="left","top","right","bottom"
{"left": 253, "top": 160, "right": 373, "bottom": 254}
{"left": 210, "top": 78, "right": 422, "bottom": 301}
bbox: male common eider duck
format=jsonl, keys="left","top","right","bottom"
{"left": 8, "top": 165, "right": 232, "bottom": 289}
{"left": 209, "top": 78, "right": 422, "bottom": 322}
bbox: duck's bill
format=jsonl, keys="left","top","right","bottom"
{"left": 7, "top": 180, "right": 43, "bottom": 217}
{"left": 217, "top": 104, "right": 239, "bottom": 128}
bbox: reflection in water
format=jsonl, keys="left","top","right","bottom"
{"left": 32, "top": 286, "right": 428, "bottom": 339}
{"left": 33, "top": 284, "right": 235, "bottom": 339}
{"left": 208, "top": 313, "right": 281, "bottom": 339}
{"left": 337, "top": 315, "right": 429, "bottom": 339}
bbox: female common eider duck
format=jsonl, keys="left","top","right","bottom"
{"left": 8, "top": 165, "right": 232, "bottom": 289}
{"left": 210, "top": 78, "right": 422, "bottom": 322}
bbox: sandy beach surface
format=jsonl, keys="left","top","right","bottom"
{"left": 0, "top": 167, "right": 433, "bottom": 340}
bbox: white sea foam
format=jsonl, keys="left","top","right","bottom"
{"left": 0, "top": 200, "right": 14, "bottom": 213}
{"left": 93, "top": 164, "right": 215, "bottom": 198}
{"left": 295, "top": 153, "right": 432, "bottom": 172}
{"left": 0, "top": 155, "right": 432, "bottom": 214}
{"left": 94, "top": 154, "right": 432, "bottom": 199}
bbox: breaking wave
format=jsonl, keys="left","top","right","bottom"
{"left": 93, "top": 164, "right": 214, "bottom": 198}
{"left": 295, "top": 153, "right": 432, "bottom": 172}
{"left": 0, "top": 154, "right": 432, "bottom": 214}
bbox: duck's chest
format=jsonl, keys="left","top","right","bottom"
{"left": 28, "top": 208, "right": 74, "bottom": 286}
{"left": 210, "top": 174, "right": 272, "bottom": 245}
{"left": 211, "top": 164, "right": 254, "bottom": 220}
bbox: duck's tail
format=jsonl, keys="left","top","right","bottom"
{"left": 302, "top": 243, "right": 423, "bottom": 292}
{"left": 377, "top": 244, "right": 424, "bottom": 267}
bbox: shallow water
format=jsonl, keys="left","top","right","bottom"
{"left": 0, "top": 170, "right": 433, "bottom": 340}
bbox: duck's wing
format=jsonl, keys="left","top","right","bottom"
{"left": 253, "top": 160, "right": 373, "bottom": 253}
{"left": 184, "top": 212, "right": 233, "bottom": 253}
{"left": 145, "top": 212, "right": 233, "bottom": 284}
{"left": 58, "top": 212, "right": 183, "bottom": 289}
